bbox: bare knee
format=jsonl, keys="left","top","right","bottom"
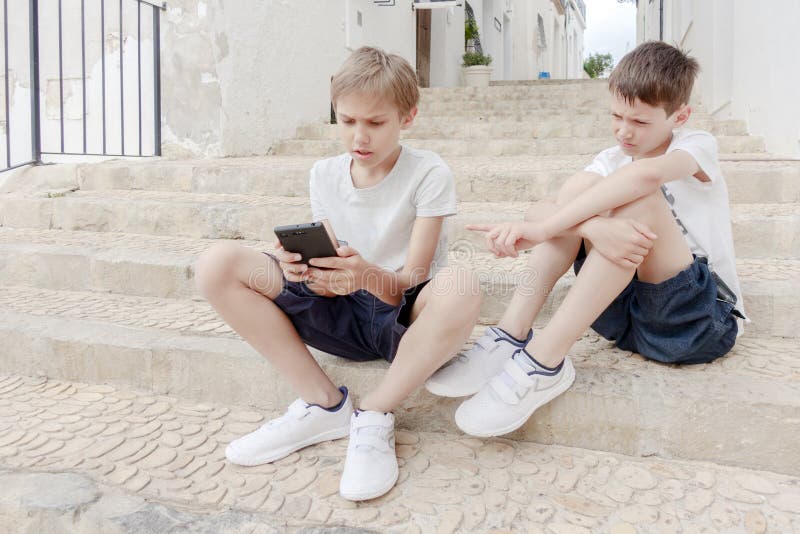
{"left": 194, "top": 242, "right": 246, "bottom": 299}
{"left": 428, "top": 267, "right": 483, "bottom": 319}
{"left": 610, "top": 189, "right": 667, "bottom": 221}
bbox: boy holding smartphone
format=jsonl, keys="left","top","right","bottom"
{"left": 195, "top": 47, "right": 481, "bottom": 501}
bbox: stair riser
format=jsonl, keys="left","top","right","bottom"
{"left": 421, "top": 87, "right": 612, "bottom": 99}
{"left": 1, "top": 199, "right": 795, "bottom": 259}
{"left": 419, "top": 99, "right": 612, "bottom": 112}
{"left": 2, "top": 312, "right": 797, "bottom": 475}
{"left": 76, "top": 164, "right": 800, "bottom": 204}
{"left": 272, "top": 137, "right": 766, "bottom": 157}
{"left": 297, "top": 120, "right": 747, "bottom": 140}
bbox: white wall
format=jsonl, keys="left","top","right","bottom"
{"left": 345, "top": 0, "right": 416, "bottom": 65}
{"left": 565, "top": 0, "right": 585, "bottom": 78}
{"left": 638, "top": 0, "right": 800, "bottom": 157}
{"left": 165, "top": 0, "right": 349, "bottom": 157}
{"left": 465, "top": 0, "right": 582, "bottom": 81}
{"left": 430, "top": 6, "right": 465, "bottom": 88}
{"left": 3, "top": 0, "right": 590, "bottom": 161}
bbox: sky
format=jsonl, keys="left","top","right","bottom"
{"left": 582, "top": 0, "right": 637, "bottom": 66}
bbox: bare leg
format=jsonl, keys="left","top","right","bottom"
{"left": 360, "top": 267, "right": 482, "bottom": 412}
{"left": 526, "top": 189, "right": 694, "bottom": 368}
{"left": 195, "top": 243, "right": 342, "bottom": 408}
{"left": 497, "top": 173, "right": 603, "bottom": 339}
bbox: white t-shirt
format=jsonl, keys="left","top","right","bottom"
{"left": 584, "top": 129, "right": 747, "bottom": 320}
{"left": 309, "top": 145, "right": 457, "bottom": 273}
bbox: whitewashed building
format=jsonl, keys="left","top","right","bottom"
{"left": 637, "top": 0, "right": 800, "bottom": 157}
{"left": 1, "top": 0, "right": 586, "bottom": 161}
{"left": 464, "top": 0, "right": 586, "bottom": 81}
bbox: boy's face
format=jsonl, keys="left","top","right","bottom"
{"left": 335, "top": 91, "right": 416, "bottom": 174}
{"left": 610, "top": 93, "right": 690, "bottom": 159}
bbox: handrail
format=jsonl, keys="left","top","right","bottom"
{"left": 136, "top": 0, "right": 166, "bottom": 10}
{"left": 1, "top": 0, "right": 166, "bottom": 173}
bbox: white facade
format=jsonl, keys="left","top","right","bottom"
{"left": 637, "top": 0, "right": 800, "bottom": 157}
{"left": 2, "top": 0, "right": 586, "bottom": 160}
{"left": 468, "top": 0, "right": 585, "bottom": 81}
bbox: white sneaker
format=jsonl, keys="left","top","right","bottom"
{"left": 225, "top": 387, "right": 352, "bottom": 466}
{"left": 339, "top": 410, "right": 398, "bottom": 501}
{"left": 425, "top": 327, "right": 532, "bottom": 397}
{"left": 455, "top": 350, "right": 575, "bottom": 437}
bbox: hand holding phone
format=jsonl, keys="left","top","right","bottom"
{"left": 274, "top": 222, "right": 339, "bottom": 283}
{"left": 274, "top": 222, "right": 339, "bottom": 263}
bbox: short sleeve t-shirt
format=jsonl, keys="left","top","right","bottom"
{"left": 309, "top": 145, "right": 457, "bottom": 273}
{"left": 584, "top": 129, "right": 746, "bottom": 320}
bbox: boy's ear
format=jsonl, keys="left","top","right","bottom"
{"left": 672, "top": 104, "right": 691, "bottom": 128}
{"left": 401, "top": 106, "right": 418, "bottom": 129}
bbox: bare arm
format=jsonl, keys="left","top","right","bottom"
{"left": 363, "top": 216, "right": 443, "bottom": 306}
{"left": 308, "top": 216, "right": 444, "bottom": 306}
{"left": 539, "top": 150, "right": 701, "bottom": 239}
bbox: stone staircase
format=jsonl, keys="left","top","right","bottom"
{"left": 1, "top": 79, "right": 799, "bottom": 532}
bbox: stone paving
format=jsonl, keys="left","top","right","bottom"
{"left": 1, "top": 374, "right": 799, "bottom": 533}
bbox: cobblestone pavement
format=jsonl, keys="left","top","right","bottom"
{"left": 1, "top": 374, "right": 799, "bottom": 533}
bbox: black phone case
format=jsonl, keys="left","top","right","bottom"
{"left": 274, "top": 222, "right": 338, "bottom": 264}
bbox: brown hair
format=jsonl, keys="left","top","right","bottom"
{"left": 331, "top": 47, "right": 419, "bottom": 116}
{"left": 608, "top": 41, "right": 700, "bottom": 115}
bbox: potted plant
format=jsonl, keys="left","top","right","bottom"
{"left": 462, "top": 51, "right": 493, "bottom": 87}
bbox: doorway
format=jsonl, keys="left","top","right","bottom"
{"left": 416, "top": 9, "right": 431, "bottom": 88}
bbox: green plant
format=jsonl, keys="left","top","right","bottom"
{"left": 583, "top": 52, "right": 614, "bottom": 78}
{"left": 462, "top": 51, "right": 492, "bottom": 67}
{"left": 465, "top": 18, "right": 480, "bottom": 43}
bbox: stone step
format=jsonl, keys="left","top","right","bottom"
{"left": 417, "top": 99, "right": 615, "bottom": 112}
{"left": 1, "top": 191, "right": 794, "bottom": 259}
{"left": 421, "top": 108, "right": 722, "bottom": 120}
{"left": 71, "top": 156, "right": 800, "bottom": 205}
{"left": 297, "top": 118, "right": 748, "bottom": 140}
{"left": 488, "top": 79, "right": 610, "bottom": 87}
{"left": 0, "top": 228, "right": 793, "bottom": 337}
{"left": 1, "top": 287, "right": 798, "bottom": 476}
{"left": 420, "top": 87, "right": 611, "bottom": 100}
{"left": 425, "top": 79, "right": 609, "bottom": 94}
{"left": 404, "top": 107, "right": 638, "bottom": 121}
{"left": 2, "top": 374, "right": 799, "bottom": 532}
{"left": 272, "top": 136, "right": 766, "bottom": 157}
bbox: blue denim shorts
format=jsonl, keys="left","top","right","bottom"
{"left": 573, "top": 243, "right": 738, "bottom": 365}
{"left": 265, "top": 253, "right": 428, "bottom": 363}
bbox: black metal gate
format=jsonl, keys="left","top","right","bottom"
{"left": 1, "top": 0, "right": 165, "bottom": 173}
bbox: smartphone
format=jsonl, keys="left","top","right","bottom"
{"left": 274, "top": 222, "right": 338, "bottom": 265}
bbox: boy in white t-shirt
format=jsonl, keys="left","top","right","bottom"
{"left": 426, "top": 41, "right": 745, "bottom": 437}
{"left": 195, "top": 47, "right": 481, "bottom": 500}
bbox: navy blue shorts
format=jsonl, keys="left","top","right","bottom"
{"left": 573, "top": 243, "right": 738, "bottom": 365}
{"left": 265, "top": 253, "right": 428, "bottom": 363}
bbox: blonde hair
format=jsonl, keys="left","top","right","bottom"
{"left": 331, "top": 46, "right": 419, "bottom": 116}
{"left": 609, "top": 41, "right": 700, "bottom": 116}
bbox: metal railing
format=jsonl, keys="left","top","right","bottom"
{"left": 1, "top": 0, "right": 166, "bottom": 174}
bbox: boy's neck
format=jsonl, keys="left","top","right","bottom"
{"left": 350, "top": 145, "right": 403, "bottom": 188}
